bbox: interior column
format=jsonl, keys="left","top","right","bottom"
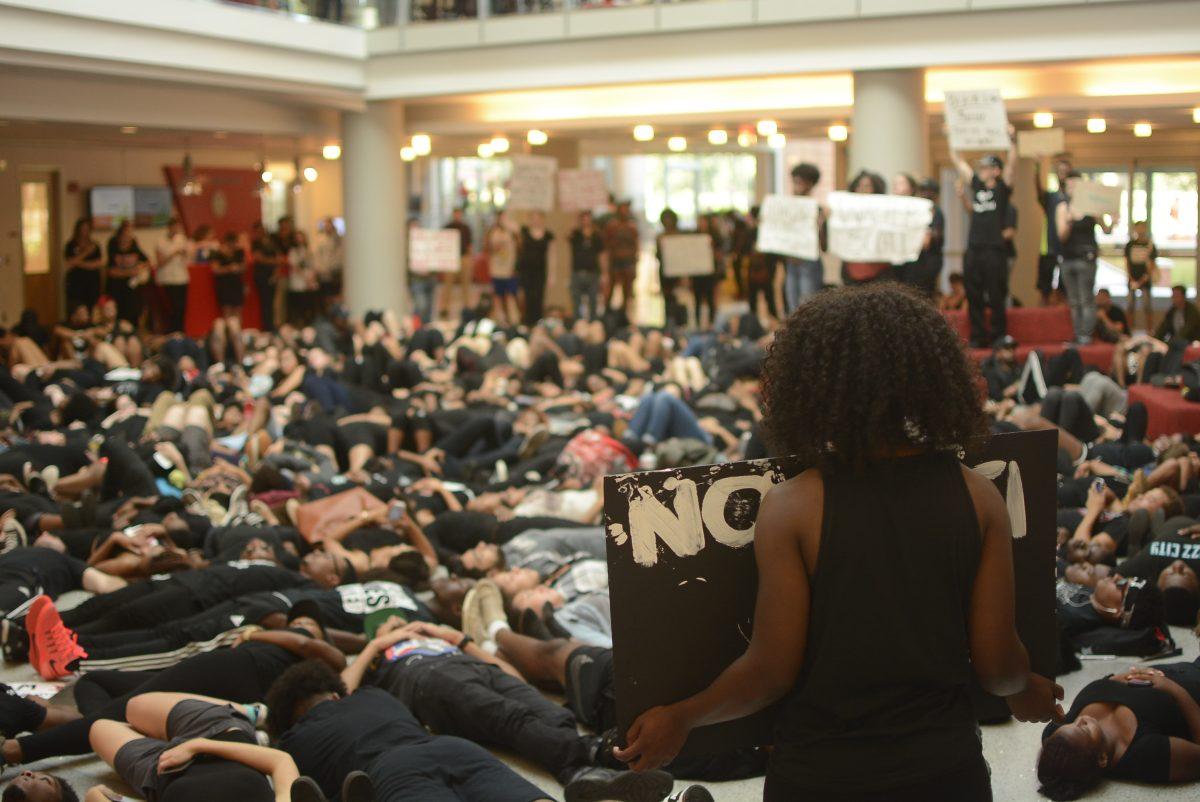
{"left": 850, "top": 68, "right": 928, "bottom": 185}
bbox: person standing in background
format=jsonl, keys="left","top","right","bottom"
{"left": 744, "top": 206, "right": 779, "bottom": 325}
{"left": 1125, "top": 220, "right": 1159, "bottom": 332}
{"left": 517, "top": 211, "right": 554, "bottom": 327}
{"left": 568, "top": 211, "right": 605, "bottom": 321}
{"left": 486, "top": 210, "right": 520, "bottom": 326}
{"left": 312, "top": 217, "right": 343, "bottom": 314}
{"left": 154, "top": 217, "right": 191, "bottom": 334}
{"left": 603, "top": 201, "right": 639, "bottom": 314}
{"left": 64, "top": 218, "right": 104, "bottom": 313}
{"left": 1057, "top": 171, "right": 1114, "bottom": 344}
{"left": 782, "top": 163, "right": 824, "bottom": 313}
{"left": 106, "top": 220, "right": 150, "bottom": 327}
{"left": 1036, "top": 156, "right": 1073, "bottom": 305}
{"left": 210, "top": 231, "right": 247, "bottom": 365}
{"left": 408, "top": 218, "right": 437, "bottom": 324}
{"left": 656, "top": 209, "right": 686, "bottom": 329}
{"left": 841, "top": 171, "right": 890, "bottom": 286}
{"left": 891, "top": 173, "right": 922, "bottom": 291}
{"left": 951, "top": 128, "right": 1017, "bottom": 347}
{"left": 251, "top": 220, "right": 283, "bottom": 333}
{"left": 913, "top": 178, "right": 947, "bottom": 298}
{"left": 442, "top": 207, "right": 474, "bottom": 320}
{"left": 692, "top": 214, "right": 722, "bottom": 330}
{"left": 286, "top": 230, "right": 316, "bottom": 327}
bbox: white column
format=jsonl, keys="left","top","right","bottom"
{"left": 850, "top": 68, "right": 927, "bottom": 186}
{"left": 342, "top": 101, "right": 407, "bottom": 317}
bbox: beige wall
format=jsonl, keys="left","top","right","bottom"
{"left": 0, "top": 141, "right": 344, "bottom": 324}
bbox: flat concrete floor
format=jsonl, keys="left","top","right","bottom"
{"left": 4, "top": 593, "right": 1195, "bottom": 801}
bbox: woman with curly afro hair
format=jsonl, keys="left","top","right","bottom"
{"left": 614, "top": 284, "right": 1064, "bottom": 800}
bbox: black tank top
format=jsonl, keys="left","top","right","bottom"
{"left": 1062, "top": 215, "right": 1098, "bottom": 260}
{"left": 772, "top": 452, "right": 984, "bottom": 793}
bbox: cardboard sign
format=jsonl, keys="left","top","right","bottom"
{"left": 659, "top": 234, "right": 715, "bottom": 277}
{"left": 756, "top": 195, "right": 820, "bottom": 261}
{"left": 409, "top": 228, "right": 462, "bottom": 274}
{"left": 604, "top": 430, "right": 1056, "bottom": 756}
{"left": 944, "top": 89, "right": 1011, "bottom": 151}
{"left": 1018, "top": 128, "right": 1066, "bottom": 159}
{"left": 508, "top": 155, "right": 557, "bottom": 212}
{"left": 1071, "top": 180, "right": 1123, "bottom": 220}
{"left": 827, "top": 191, "right": 933, "bottom": 264}
{"left": 558, "top": 169, "right": 610, "bottom": 212}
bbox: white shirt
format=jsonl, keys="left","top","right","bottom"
{"left": 287, "top": 245, "right": 313, "bottom": 292}
{"left": 312, "top": 233, "right": 343, "bottom": 280}
{"left": 155, "top": 232, "right": 190, "bottom": 286}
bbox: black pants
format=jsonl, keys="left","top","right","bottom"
{"left": 964, "top": 246, "right": 1008, "bottom": 346}
{"left": 254, "top": 267, "right": 276, "bottom": 332}
{"left": 1040, "top": 388, "right": 1101, "bottom": 444}
{"left": 18, "top": 648, "right": 276, "bottom": 763}
{"left": 692, "top": 274, "right": 717, "bottom": 325}
{"left": 765, "top": 755, "right": 991, "bottom": 802}
{"left": 747, "top": 279, "right": 777, "bottom": 320}
{"left": 404, "top": 657, "right": 590, "bottom": 784}
{"left": 368, "top": 738, "right": 546, "bottom": 802}
{"left": 63, "top": 583, "right": 198, "bottom": 636}
{"left": 99, "top": 440, "right": 158, "bottom": 500}
{"left": 161, "top": 284, "right": 188, "bottom": 334}
{"left": 0, "top": 684, "right": 46, "bottom": 739}
{"left": 520, "top": 268, "right": 546, "bottom": 327}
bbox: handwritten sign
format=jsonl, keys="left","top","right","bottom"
{"left": 827, "top": 192, "right": 933, "bottom": 264}
{"left": 756, "top": 195, "right": 820, "bottom": 261}
{"left": 944, "top": 89, "right": 1010, "bottom": 151}
{"left": 659, "top": 234, "right": 715, "bottom": 277}
{"left": 508, "top": 155, "right": 557, "bottom": 212}
{"left": 409, "top": 228, "right": 462, "bottom": 274}
{"left": 557, "top": 169, "right": 609, "bottom": 212}
{"left": 1017, "top": 128, "right": 1065, "bottom": 158}
{"left": 1071, "top": 180, "right": 1123, "bottom": 220}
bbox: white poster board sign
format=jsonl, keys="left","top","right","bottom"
{"left": 944, "top": 89, "right": 1011, "bottom": 151}
{"left": 1071, "top": 181, "right": 1123, "bottom": 220}
{"left": 508, "top": 155, "right": 557, "bottom": 212}
{"left": 756, "top": 195, "right": 820, "bottom": 261}
{"left": 409, "top": 228, "right": 462, "bottom": 274}
{"left": 557, "top": 169, "right": 609, "bottom": 212}
{"left": 827, "top": 192, "right": 934, "bottom": 264}
{"left": 1017, "top": 128, "right": 1065, "bottom": 158}
{"left": 660, "top": 234, "right": 715, "bottom": 277}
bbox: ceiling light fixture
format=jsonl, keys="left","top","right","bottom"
{"left": 1032, "top": 112, "right": 1054, "bottom": 129}
{"left": 322, "top": 144, "right": 341, "bottom": 160}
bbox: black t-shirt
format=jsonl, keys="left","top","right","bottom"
{"left": 968, "top": 176, "right": 1011, "bottom": 249}
{"left": 166, "top": 562, "right": 312, "bottom": 608}
{"left": 423, "top": 511, "right": 501, "bottom": 553}
{"left": 1056, "top": 582, "right": 1106, "bottom": 639}
{"left": 64, "top": 240, "right": 103, "bottom": 299}
{"left": 107, "top": 240, "right": 148, "bottom": 289}
{"left": 517, "top": 228, "right": 554, "bottom": 274}
{"left": 279, "top": 687, "right": 430, "bottom": 799}
{"left": 0, "top": 548, "right": 88, "bottom": 598}
{"left": 240, "top": 636, "right": 309, "bottom": 694}
{"left": 444, "top": 221, "right": 472, "bottom": 255}
{"left": 1119, "top": 535, "right": 1200, "bottom": 580}
{"left": 1044, "top": 677, "right": 1192, "bottom": 784}
{"left": 1099, "top": 304, "right": 1129, "bottom": 337}
{"left": 213, "top": 248, "right": 245, "bottom": 278}
{"left": 232, "top": 582, "right": 433, "bottom": 633}
{"left": 369, "top": 638, "right": 463, "bottom": 708}
{"left": 1125, "top": 239, "right": 1159, "bottom": 281}
{"left": 569, "top": 229, "right": 604, "bottom": 274}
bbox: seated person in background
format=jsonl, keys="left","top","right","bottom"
{"left": 1094, "top": 289, "right": 1129, "bottom": 344}
{"left": 938, "top": 272, "right": 968, "bottom": 312}
{"left": 1155, "top": 285, "right": 1200, "bottom": 345}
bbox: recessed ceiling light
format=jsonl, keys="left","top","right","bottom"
{"left": 527, "top": 129, "right": 548, "bottom": 146}
{"left": 633, "top": 125, "right": 655, "bottom": 142}
{"left": 667, "top": 136, "right": 687, "bottom": 152}
{"left": 322, "top": 144, "right": 341, "bottom": 160}
{"left": 756, "top": 120, "right": 778, "bottom": 137}
{"left": 412, "top": 134, "right": 432, "bottom": 156}
{"left": 1032, "top": 112, "right": 1054, "bottom": 129}
{"left": 1086, "top": 118, "right": 1106, "bottom": 134}
{"left": 1133, "top": 122, "right": 1153, "bottom": 138}
{"left": 121, "top": 126, "right": 138, "bottom": 134}
{"left": 827, "top": 124, "right": 849, "bottom": 142}
{"left": 707, "top": 129, "right": 728, "bottom": 146}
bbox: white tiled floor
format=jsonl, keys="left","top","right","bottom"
{"left": 5, "top": 595, "right": 1197, "bottom": 801}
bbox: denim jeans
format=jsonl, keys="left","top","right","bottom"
{"left": 410, "top": 277, "right": 437, "bottom": 323}
{"left": 1060, "top": 257, "right": 1097, "bottom": 342}
{"left": 570, "top": 271, "right": 601, "bottom": 320}
{"left": 627, "top": 391, "right": 712, "bottom": 445}
{"left": 784, "top": 258, "right": 823, "bottom": 313}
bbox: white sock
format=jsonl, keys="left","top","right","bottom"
{"left": 481, "top": 639, "right": 498, "bottom": 654}
{"left": 487, "top": 620, "right": 510, "bottom": 641}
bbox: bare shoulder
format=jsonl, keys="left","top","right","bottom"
{"left": 958, "top": 462, "right": 1007, "bottom": 530}
{"left": 759, "top": 469, "right": 823, "bottom": 534}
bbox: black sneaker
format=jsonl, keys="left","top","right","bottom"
{"left": 341, "top": 771, "right": 376, "bottom": 802}
{"left": 1, "top": 620, "right": 29, "bottom": 664}
{"left": 563, "top": 767, "right": 674, "bottom": 802}
{"left": 589, "top": 728, "right": 626, "bottom": 771}
{"left": 290, "top": 777, "right": 328, "bottom": 802}
{"left": 517, "top": 607, "right": 553, "bottom": 641}
{"left": 667, "top": 787, "right": 715, "bottom": 802}
{"left": 543, "top": 602, "right": 572, "bottom": 640}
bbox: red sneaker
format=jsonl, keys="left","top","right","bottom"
{"left": 30, "top": 600, "right": 85, "bottom": 681}
{"left": 23, "top": 595, "right": 51, "bottom": 671}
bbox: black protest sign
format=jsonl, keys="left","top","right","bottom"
{"left": 604, "top": 429, "right": 1057, "bottom": 757}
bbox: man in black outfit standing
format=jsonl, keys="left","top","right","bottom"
{"left": 952, "top": 130, "right": 1017, "bottom": 347}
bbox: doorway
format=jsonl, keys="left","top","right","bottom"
{"left": 19, "top": 170, "right": 60, "bottom": 325}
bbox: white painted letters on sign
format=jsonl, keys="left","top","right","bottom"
{"left": 756, "top": 195, "right": 820, "bottom": 261}
{"left": 944, "top": 89, "right": 1011, "bottom": 151}
{"left": 827, "top": 192, "right": 933, "bottom": 264}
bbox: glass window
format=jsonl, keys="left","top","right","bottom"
{"left": 637, "top": 153, "right": 757, "bottom": 230}
{"left": 20, "top": 182, "right": 51, "bottom": 276}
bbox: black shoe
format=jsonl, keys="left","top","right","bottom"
{"left": 589, "top": 728, "right": 626, "bottom": 771}
{"left": 543, "top": 601, "right": 572, "bottom": 640}
{"left": 563, "top": 767, "right": 674, "bottom": 802}
{"left": 1, "top": 620, "right": 29, "bottom": 665}
{"left": 668, "top": 786, "right": 715, "bottom": 802}
{"left": 290, "top": 777, "right": 328, "bottom": 802}
{"left": 518, "top": 607, "right": 553, "bottom": 641}
{"left": 341, "top": 771, "right": 376, "bottom": 802}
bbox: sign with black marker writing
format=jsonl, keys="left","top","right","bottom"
{"left": 944, "top": 88, "right": 1011, "bottom": 151}
{"left": 604, "top": 430, "right": 1056, "bottom": 756}
{"left": 827, "top": 191, "right": 933, "bottom": 264}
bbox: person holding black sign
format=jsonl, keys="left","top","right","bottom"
{"left": 952, "top": 129, "right": 1017, "bottom": 347}
{"left": 613, "top": 284, "right": 1062, "bottom": 800}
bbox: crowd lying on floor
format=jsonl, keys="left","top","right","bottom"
{"left": 2, "top": 280, "right": 1200, "bottom": 801}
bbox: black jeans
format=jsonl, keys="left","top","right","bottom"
{"left": 765, "top": 755, "right": 991, "bottom": 802}
{"left": 254, "top": 267, "right": 276, "bottom": 332}
{"left": 1040, "top": 388, "right": 1101, "bottom": 444}
{"left": 964, "top": 246, "right": 1008, "bottom": 346}
{"left": 162, "top": 284, "right": 188, "bottom": 334}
